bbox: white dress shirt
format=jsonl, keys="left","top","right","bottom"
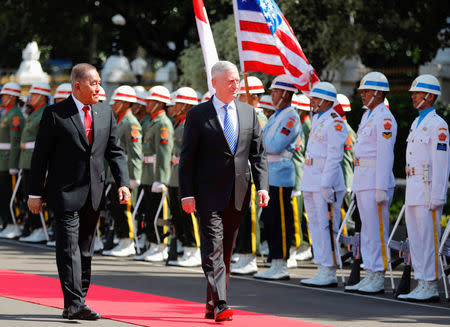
{"left": 71, "top": 94, "right": 92, "bottom": 128}
{"left": 212, "top": 95, "right": 239, "bottom": 137}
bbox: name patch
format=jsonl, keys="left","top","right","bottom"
{"left": 437, "top": 143, "right": 447, "bottom": 151}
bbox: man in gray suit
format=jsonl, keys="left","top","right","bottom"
{"left": 179, "top": 61, "right": 269, "bottom": 322}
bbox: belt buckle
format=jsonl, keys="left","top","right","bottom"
{"left": 354, "top": 158, "right": 360, "bottom": 166}
{"left": 411, "top": 167, "right": 415, "bottom": 176}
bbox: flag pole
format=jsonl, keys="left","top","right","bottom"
{"left": 243, "top": 72, "right": 252, "bottom": 105}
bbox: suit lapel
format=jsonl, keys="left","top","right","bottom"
{"left": 204, "top": 99, "right": 233, "bottom": 154}
{"left": 67, "top": 96, "right": 90, "bottom": 147}
{"left": 234, "top": 100, "right": 244, "bottom": 151}
{"left": 91, "top": 104, "right": 100, "bottom": 149}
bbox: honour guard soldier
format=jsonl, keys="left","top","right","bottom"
{"left": 201, "top": 92, "right": 211, "bottom": 103}
{"left": 97, "top": 86, "right": 107, "bottom": 102}
{"left": 18, "top": 82, "right": 51, "bottom": 242}
{"left": 259, "top": 95, "right": 275, "bottom": 119}
{"left": 166, "top": 87, "right": 202, "bottom": 267}
{"left": 0, "top": 82, "right": 25, "bottom": 239}
{"left": 299, "top": 82, "right": 347, "bottom": 287}
{"left": 232, "top": 76, "right": 266, "bottom": 275}
{"left": 132, "top": 86, "right": 149, "bottom": 126}
{"left": 102, "top": 85, "right": 142, "bottom": 257}
{"left": 134, "top": 85, "right": 173, "bottom": 261}
{"left": 398, "top": 75, "right": 449, "bottom": 302}
{"left": 346, "top": 72, "right": 397, "bottom": 294}
{"left": 54, "top": 83, "right": 72, "bottom": 103}
{"left": 254, "top": 75, "right": 300, "bottom": 280}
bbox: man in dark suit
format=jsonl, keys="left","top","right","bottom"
{"left": 27, "top": 63, "right": 131, "bottom": 320}
{"left": 179, "top": 61, "right": 269, "bottom": 322}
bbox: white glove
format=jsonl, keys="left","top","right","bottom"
{"left": 151, "top": 181, "right": 166, "bottom": 193}
{"left": 129, "top": 179, "right": 140, "bottom": 190}
{"left": 321, "top": 187, "right": 334, "bottom": 203}
{"left": 428, "top": 200, "right": 443, "bottom": 211}
{"left": 9, "top": 168, "right": 19, "bottom": 175}
{"left": 375, "top": 189, "right": 388, "bottom": 204}
{"left": 291, "top": 190, "right": 302, "bottom": 198}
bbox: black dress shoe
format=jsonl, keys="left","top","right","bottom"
{"left": 204, "top": 304, "right": 214, "bottom": 319}
{"left": 215, "top": 303, "right": 233, "bottom": 322}
{"left": 67, "top": 305, "right": 91, "bottom": 320}
{"left": 81, "top": 311, "right": 101, "bottom": 320}
{"left": 62, "top": 308, "right": 68, "bottom": 319}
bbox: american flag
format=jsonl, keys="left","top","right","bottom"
{"left": 232, "top": 0, "right": 319, "bottom": 92}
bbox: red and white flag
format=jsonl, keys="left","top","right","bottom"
{"left": 232, "top": 0, "right": 319, "bottom": 92}
{"left": 193, "top": 0, "right": 219, "bottom": 95}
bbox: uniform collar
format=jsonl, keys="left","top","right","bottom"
{"left": 151, "top": 110, "right": 165, "bottom": 120}
{"left": 417, "top": 106, "right": 434, "bottom": 127}
{"left": 274, "top": 105, "right": 290, "bottom": 117}
{"left": 317, "top": 107, "right": 331, "bottom": 118}
{"left": 117, "top": 110, "right": 130, "bottom": 125}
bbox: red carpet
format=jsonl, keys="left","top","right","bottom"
{"left": 0, "top": 269, "right": 330, "bottom": 327}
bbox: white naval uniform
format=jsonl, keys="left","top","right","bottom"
{"left": 300, "top": 108, "right": 347, "bottom": 267}
{"left": 405, "top": 109, "right": 449, "bottom": 281}
{"left": 352, "top": 102, "right": 397, "bottom": 272}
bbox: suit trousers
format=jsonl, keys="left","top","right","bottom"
{"left": 405, "top": 205, "right": 442, "bottom": 281}
{"left": 0, "top": 171, "right": 13, "bottom": 224}
{"left": 198, "top": 196, "right": 242, "bottom": 308}
{"left": 54, "top": 196, "right": 100, "bottom": 312}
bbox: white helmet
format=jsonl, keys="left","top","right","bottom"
{"left": 202, "top": 91, "right": 211, "bottom": 103}
{"left": 111, "top": 85, "right": 137, "bottom": 103}
{"left": 296, "top": 94, "right": 310, "bottom": 111}
{"left": 238, "top": 76, "right": 264, "bottom": 94}
{"left": 269, "top": 75, "right": 298, "bottom": 93}
{"left": 167, "top": 92, "right": 176, "bottom": 106}
{"left": 109, "top": 87, "right": 118, "bottom": 105}
{"left": 146, "top": 85, "right": 171, "bottom": 104}
{"left": 358, "top": 72, "right": 389, "bottom": 91}
{"left": 0, "top": 82, "right": 21, "bottom": 97}
{"left": 337, "top": 94, "right": 351, "bottom": 112}
{"left": 310, "top": 82, "right": 337, "bottom": 102}
{"left": 409, "top": 74, "right": 441, "bottom": 95}
{"left": 174, "top": 87, "right": 199, "bottom": 105}
{"left": 258, "top": 95, "right": 275, "bottom": 111}
{"left": 54, "top": 83, "right": 72, "bottom": 99}
{"left": 98, "top": 86, "right": 107, "bottom": 102}
{"left": 133, "top": 86, "right": 147, "bottom": 106}
{"left": 29, "top": 82, "right": 51, "bottom": 97}
{"left": 384, "top": 98, "right": 390, "bottom": 109}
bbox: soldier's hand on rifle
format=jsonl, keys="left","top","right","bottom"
{"left": 321, "top": 187, "right": 334, "bottom": 203}
{"left": 375, "top": 189, "right": 388, "bottom": 204}
{"left": 28, "top": 197, "right": 43, "bottom": 214}
{"left": 129, "top": 179, "right": 140, "bottom": 189}
{"left": 151, "top": 182, "right": 166, "bottom": 193}
{"left": 181, "top": 197, "right": 196, "bottom": 213}
{"left": 9, "top": 168, "right": 19, "bottom": 175}
{"left": 118, "top": 186, "right": 131, "bottom": 204}
{"left": 428, "top": 200, "right": 442, "bottom": 211}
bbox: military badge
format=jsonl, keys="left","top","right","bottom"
{"left": 382, "top": 131, "right": 392, "bottom": 139}
{"left": 439, "top": 133, "right": 447, "bottom": 142}
{"left": 286, "top": 121, "right": 294, "bottom": 128}
{"left": 383, "top": 122, "right": 392, "bottom": 130}
{"left": 335, "top": 124, "right": 343, "bottom": 131}
{"left": 281, "top": 127, "right": 290, "bottom": 136}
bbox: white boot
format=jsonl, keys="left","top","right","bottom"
{"left": 359, "top": 271, "right": 385, "bottom": 294}
{"left": 93, "top": 235, "right": 104, "bottom": 252}
{"left": 295, "top": 244, "right": 313, "bottom": 261}
{"left": 174, "top": 247, "right": 201, "bottom": 267}
{"left": 0, "top": 224, "right": 21, "bottom": 239}
{"left": 301, "top": 265, "right": 337, "bottom": 287}
{"left": 137, "top": 234, "right": 147, "bottom": 249}
{"left": 144, "top": 244, "right": 168, "bottom": 262}
{"left": 259, "top": 241, "right": 269, "bottom": 256}
{"left": 407, "top": 280, "right": 439, "bottom": 302}
{"left": 19, "top": 228, "right": 39, "bottom": 242}
{"left": 230, "top": 253, "right": 245, "bottom": 271}
{"left": 231, "top": 254, "right": 258, "bottom": 275}
{"left": 21, "top": 228, "right": 47, "bottom": 243}
{"left": 134, "top": 243, "right": 158, "bottom": 260}
{"left": 46, "top": 240, "right": 56, "bottom": 247}
{"left": 398, "top": 280, "right": 425, "bottom": 300}
{"left": 177, "top": 239, "right": 184, "bottom": 254}
{"left": 231, "top": 253, "right": 240, "bottom": 263}
{"left": 287, "top": 247, "right": 298, "bottom": 268}
{"left": 253, "top": 259, "right": 289, "bottom": 280}
{"left": 103, "top": 238, "right": 136, "bottom": 257}
{"left": 345, "top": 270, "right": 374, "bottom": 292}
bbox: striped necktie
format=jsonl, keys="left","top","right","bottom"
{"left": 223, "top": 104, "right": 237, "bottom": 154}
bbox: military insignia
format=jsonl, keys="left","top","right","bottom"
{"left": 286, "top": 121, "right": 294, "bottom": 128}
{"left": 384, "top": 122, "right": 392, "bottom": 130}
{"left": 131, "top": 125, "right": 140, "bottom": 129}
{"left": 160, "top": 140, "right": 169, "bottom": 145}
{"left": 331, "top": 113, "right": 338, "bottom": 118}
{"left": 437, "top": 143, "right": 447, "bottom": 151}
{"left": 439, "top": 127, "right": 448, "bottom": 131}
{"left": 382, "top": 131, "right": 392, "bottom": 139}
{"left": 335, "top": 124, "right": 343, "bottom": 131}
{"left": 439, "top": 133, "right": 447, "bottom": 142}
{"left": 288, "top": 117, "right": 296, "bottom": 123}
{"left": 161, "top": 127, "right": 169, "bottom": 131}
{"left": 161, "top": 131, "right": 169, "bottom": 139}
{"left": 12, "top": 116, "right": 20, "bottom": 126}
{"left": 384, "top": 118, "right": 392, "bottom": 121}
{"left": 131, "top": 129, "right": 139, "bottom": 137}
{"left": 345, "top": 135, "right": 353, "bottom": 146}
{"left": 281, "top": 127, "right": 290, "bottom": 136}
{"left": 334, "top": 119, "right": 343, "bottom": 124}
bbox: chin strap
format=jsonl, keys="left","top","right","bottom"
{"left": 312, "top": 99, "right": 324, "bottom": 113}
{"left": 366, "top": 90, "right": 378, "bottom": 108}
{"left": 275, "top": 90, "right": 287, "bottom": 109}
{"left": 415, "top": 93, "right": 429, "bottom": 110}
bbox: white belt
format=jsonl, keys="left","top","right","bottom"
{"left": 267, "top": 151, "right": 293, "bottom": 163}
{"left": 305, "top": 157, "right": 326, "bottom": 167}
{"left": 20, "top": 142, "right": 35, "bottom": 149}
{"left": 405, "top": 165, "right": 429, "bottom": 177}
{"left": 143, "top": 155, "right": 156, "bottom": 164}
{"left": 354, "top": 157, "right": 376, "bottom": 167}
{"left": 0, "top": 143, "right": 11, "bottom": 150}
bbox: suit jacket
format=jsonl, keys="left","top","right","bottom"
{"left": 29, "top": 95, "right": 129, "bottom": 213}
{"left": 179, "top": 98, "right": 268, "bottom": 212}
